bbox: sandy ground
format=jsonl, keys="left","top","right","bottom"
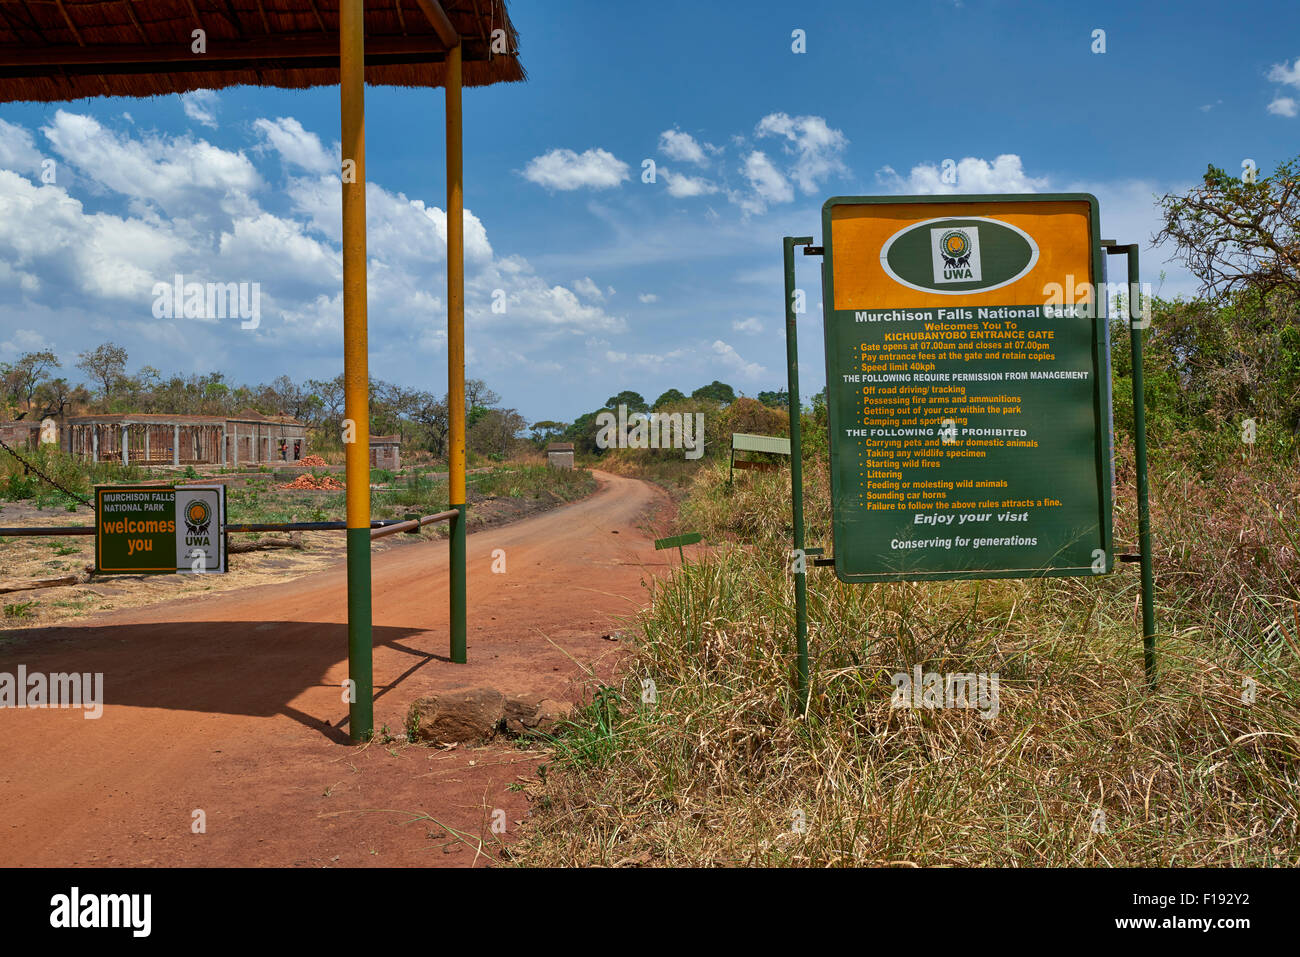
{"left": 0, "top": 470, "right": 677, "bottom": 867}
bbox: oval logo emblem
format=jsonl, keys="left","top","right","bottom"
{"left": 879, "top": 216, "right": 1039, "bottom": 295}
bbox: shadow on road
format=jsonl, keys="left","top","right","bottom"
{"left": 0, "top": 620, "right": 442, "bottom": 742}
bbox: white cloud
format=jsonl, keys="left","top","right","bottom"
{"left": 661, "top": 168, "right": 719, "bottom": 198}
{"left": 283, "top": 173, "right": 493, "bottom": 265}
{"left": 1266, "top": 59, "right": 1300, "bottom": 116}
{"left": 1268, "top": 57, "right": 1300, "bottom": 88}
{"left": 878, "top": 154, "right": 1047, "bottom": 194}
{"left": 181, "top": 90, "right": 220, "bottom": 129}
{"left": 573, "top": 277, "right": 605, "bottom": 300}
{"left": 42, "top": 110, "right": 262, "bottom": 219}
{"left": 659, "top": 129, "right": 709, "bottom": 166}
{"left": 731, "top": 316, "right": 763, "bottom": 334}
{"left": 638, "top": 293, "right": 658, "bottom": 303}
{"left": 711, "top": 339, "right": 765, "bottom": 379}
{"left": 737, "top": 150, "right": 793, "bottom": 214}
{"left": 522, "top": 147, "right": 629, "bottom": 191}
{"left": 253, "top": 116, "right": 335, "bottom": 174}
{"left": 0, "top": 119, "right": 44, "bottom": 173}
{"left": 754, "top": 112, "right": 847, "bottom": 194}
{"left": 0, "top": 112, "right": 629, "bottom": 389}
{"left": 0, "top": 167, "right": 193, "bottom": 299}
{"left": 1268, "top": 96, "right": 1298, "bottom": 117}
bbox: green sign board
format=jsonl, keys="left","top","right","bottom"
{"left": 654, "top": 532, "right": 702, "bottom": 550}
{"left": 732, "top": 433, "right": 792, "bottom": 455}
{"left": 95, "top": 484, "right": 227, "bottom": 574}
{"left": 820, "top": 194, "right": 1113, "bottom": 582}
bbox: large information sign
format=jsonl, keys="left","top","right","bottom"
{"left": 95, "top": 484, "right": 227, "bottom": 574}
{"left": 820, "top": 194, "right": 1113, "bottom": 582}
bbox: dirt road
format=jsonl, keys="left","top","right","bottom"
{"left": 0, "top": 470, "right": 672, "bottom": 867}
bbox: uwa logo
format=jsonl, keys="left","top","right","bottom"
{"left": 931, "top": 227, "right": 982, "bottom": 283}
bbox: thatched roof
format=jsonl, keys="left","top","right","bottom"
{"left": 0, "top": 1, "right": 524, "bottom": 103}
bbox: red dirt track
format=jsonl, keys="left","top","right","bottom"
{"left": 0, "top": 471, "right": 671, "bottom": 867}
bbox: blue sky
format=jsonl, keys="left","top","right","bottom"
{"left": 1, "top": 0, "right": 1297, "bottom": 423}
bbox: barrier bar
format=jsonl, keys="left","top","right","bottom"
{"left": 368, "top": 509, "right": 459, "bottom": 540}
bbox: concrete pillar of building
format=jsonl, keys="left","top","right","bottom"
{"left": 121, "top": 426, "right": 129, "bottom": 465}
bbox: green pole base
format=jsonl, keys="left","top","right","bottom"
{"left": 450, "top": 503, "right": 467, "bottom": 664}
{"left": 346, "top": 526, "right": 373, "bottom": 742}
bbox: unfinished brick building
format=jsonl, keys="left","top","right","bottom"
{"left": 0, "top": 419, "right": 43, "bottom": 451}
{"left": 64, "top": 409, "right": 307, "bottom": 467}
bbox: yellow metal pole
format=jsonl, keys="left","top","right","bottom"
{"left": 340, "top": 0, "right": 373, "bottom": 739}
{"left": 446, "top": 39, "right": 467, "bottom": 664}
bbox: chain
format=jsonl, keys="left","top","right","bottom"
{"left": 0, "top": 436, "right": 94, "bottom": 507}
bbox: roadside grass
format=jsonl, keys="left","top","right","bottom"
{"left": 471, "top": 464, "right": 595, "bottom": 503}
{"left": 221, "top": 464, "right": 596, "bottom": 542}
{"left": 512, "top": 448, "right": 1300, "bottom": 867}
{"left": 3, "top": 601, "right": 38, "bottom": 619}
{"left": 1, "top": 447, "right": 143, "bottom": 507}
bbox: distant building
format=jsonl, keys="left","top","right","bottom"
{"left": 63, "top": 410, "right": 308, "bottom": 466}
{"left": 0, "top": 419, "right": 42, "bottom": 451}
{"left": 546, "top": 441, "right": 574, "bottom": 470}
{"left": 369, "top": 435, "right": 401, "bottom": 470}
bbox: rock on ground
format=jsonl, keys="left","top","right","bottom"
{"left": 407, "top": 688, "right": 571, "bottom": 744}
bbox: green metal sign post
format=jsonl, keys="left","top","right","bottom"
{"left": 655, "top": 531, "right": 702, "bottom": 563}
{"left": 781, "top": 192, "right": 1158, "bottom": 705}
{"left": 729, "top": 432, "right": 791, "bottom": 483}
{"left": 1103, "top": 241, "right": 1157, "bottom": 687}
{"left": 785, "top": 236, "right": 814, "bottom": 712}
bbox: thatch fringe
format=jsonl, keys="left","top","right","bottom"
{"left": 0, "top": 1, "right": 525, "bottom": 103}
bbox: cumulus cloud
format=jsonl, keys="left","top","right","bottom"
{"left": 0, "top": 118, "right": 45, "bottom": 173}
{"left": 522, "top": 147, "right": 629, "bottom": 191}
{"left": 1268, "top": 57, "right": 1300, "bottom": 88}
{"left": 736, "top": 150, "right": 793, "bottom": 214}
{"left": 754, "top": 112, "right": 848, "bottom": 194}
{"left": 1268, "top": 96, "right": 1298, "bottom": 117}
{"left": 0, "top": 112, "right": 629, "bottom": 389}
{"left": 0, "top": 168, "right": 189, "bottom": 302}
{"left": 42, "top": 110, "right": 262, "bottom": 220}
{"left": 659, "top": 129, "right": 710, "bottom": 166}
{"left": 572, "top": 277, "right": 605, "bottom": 301}
{"left": 661, "top": 168, "right": 719, "bottom": 198}
{"left": 638, "top": 293, "right": 658, "bottom": 303}
{"left": 1266, "top": 59, "right": 1299, "bottom": 116}
{"left": 254, "top": 116, "right": 335, "bottom": 174}
{"left": 181, "top": 90, "right": 220, "bottom": 129}
{"left": 877, "top": 154, "right": 1047, "bottom": 194}
{"left": 731, "top": 316, "right": 763, "bottom": 334}
{"left": 711, "top": 339, "right": 765, "bottom": 379}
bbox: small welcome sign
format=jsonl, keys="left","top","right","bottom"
{"left": 94, "top": 484, "right": 227, "bottom": 574}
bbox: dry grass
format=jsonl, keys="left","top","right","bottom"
{"left": 511, "top": 448, "right": 1300, "bottom": 867}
